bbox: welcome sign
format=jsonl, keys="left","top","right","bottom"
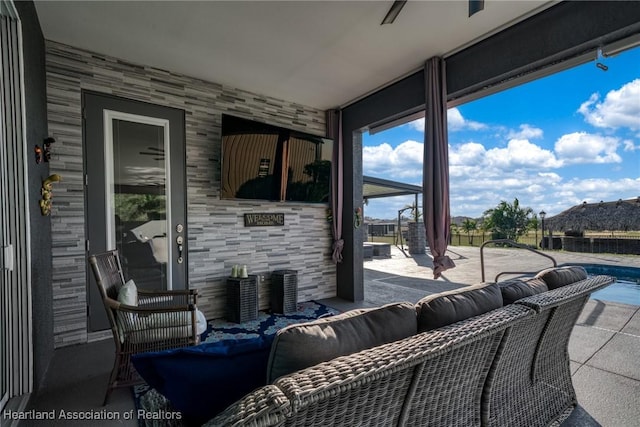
{"left": 244, "top": 213, "right": 285, "bottom": 227}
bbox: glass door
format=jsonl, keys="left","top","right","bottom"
{"left": 84, "top": 92, "right": 187, "bottom": 332}
{"left": 1, "top": 2, "right": 30, "bottom": 410}
{"left": 106, "top": 112, "right": 172, "bottom": 291}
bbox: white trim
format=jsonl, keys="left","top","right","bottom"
{"left": 16, "top": 1, "right": 33, "bottom": 396}
{"left": 103, "top": 110, "right": 173, "bottom": 289}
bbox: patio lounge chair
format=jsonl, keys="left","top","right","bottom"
{"left": 88, "top": 250, "right": 199, "bottom": 405}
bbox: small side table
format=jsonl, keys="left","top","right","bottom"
{"left": 226, "top": 275, "right": 258, "bottom": 323}
{"left": 271, "top": 270, "right": 298, "bottom": 314}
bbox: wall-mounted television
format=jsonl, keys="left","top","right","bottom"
{"left": 221, "top": 114, "right": 333, "bottom": 203}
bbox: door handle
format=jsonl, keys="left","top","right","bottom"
{"left": 176, "top": 236, "right": 184, "bottom": 264}
{"left": 175, "top": 223, "right": 184, "bottom": 264}
{"left": 2, "top": 245, "right": 14, "bottom": 271}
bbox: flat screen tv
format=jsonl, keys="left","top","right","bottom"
{"left": 221, "top": 114, "right": 333, "bottom": 203}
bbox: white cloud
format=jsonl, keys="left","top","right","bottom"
{"left": 408, "top": 118, "right": 424, "bottom": 132}
{"left": 578, "top": 79, "right": 640, "bottom": 131}
{"left": 554, "top": 132, "right": 621, "bottom": 164}
{"left": 623, "top": 140, "right": 640, "bottom": 151}
{"left": 407, "top": 108, "right": 486, "bottom": 132}
{"left": 485, "top": 139, "right": 562, "bottom": 169}
{"left": 365, "top": 195, "right": 419, "bottom": 220}
{"left": 448, "top": 108, "right": 487, "bottom": 131}
{"left": 538, "top": 172, "right": 562, "bottom": 184}
{"left": 363, "top": 128, "right": 634, "bottom": 219}
{"left": 448, "top": 142, "right": 486, "bottom": 166}
{"left": 557, "top": 178, "right": 640, "bottom": 203}
{"left": 447, "top": 110, "right": 464, "bottom": 130}
{"left": 362, "top": 140, "right": 423, "bottom": 178}
{"left": 507, "top": 124, "right": 543, "bottom": 140}
{"left": 362, "top": 153, "right": 640, "bottom": 219}
{"left": 362, "top": 142, "right": 394, "bottom": 169}
{"left": 448, "top": 173, "right": 640, "bottom": 219}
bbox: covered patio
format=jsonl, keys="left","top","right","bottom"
{"left": 3, "top": 0, "right": 640, "bottom": 425}
{"left": 24, "top": 244, "right": 640, "bottom": 426}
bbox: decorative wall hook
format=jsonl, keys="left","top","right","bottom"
{"left": 43, "top": 137, "right": 56, "bottom": 162}
{"left": 34, "top": 145, "right": 43, "bottom": 164}
{"left": 40, "top": 174, "right": 62, "bottom": 216}
{"left": 354, "top": 207, "right": 363, "bottom": 229}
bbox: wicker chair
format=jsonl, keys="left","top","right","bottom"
{"left": 88, "top": 250, "right": 199, "bottom": 405}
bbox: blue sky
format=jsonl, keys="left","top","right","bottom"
{"left": 363, "top": 46, "right": 640, "bottom": 220}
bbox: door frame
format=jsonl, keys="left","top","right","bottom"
{"left": 1, "top": 0, "right": 33, "bottom": 414}
{"left": 82, "top": 91, "right": 188, "bottom": 332}
{"left": 102, "top": 109, "right": 175, "bottom": 286}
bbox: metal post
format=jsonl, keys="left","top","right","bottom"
{"left": 539, "top": 211, "right": 546, "bottom": 250}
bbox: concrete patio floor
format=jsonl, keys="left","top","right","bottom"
{"left": 325, "top": 244, "right": 640, "bottom": 426}
{"left": 22, "top": 245, "right": 640, "bottom": 426}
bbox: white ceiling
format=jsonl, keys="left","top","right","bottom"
{"left": 34, "top": 0, "right": 554, "bottom": 110}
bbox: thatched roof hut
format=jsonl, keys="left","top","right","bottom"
{"left": 546, "top": 198, "right": 640, "bottom": 232}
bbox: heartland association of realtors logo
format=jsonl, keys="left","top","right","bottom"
{"left": 244, "top": 213, "right": 285, "bottom": 227}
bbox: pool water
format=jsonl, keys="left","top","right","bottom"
{"left": 580, "top": 264, "right": 640, "bottom": 306}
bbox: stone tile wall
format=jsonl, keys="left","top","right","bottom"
{"left": 45, "top": 41, "right": 336, "bottom": 347}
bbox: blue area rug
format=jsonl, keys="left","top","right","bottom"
{"left": 199, "top": 300, "right": 339, "bottom": 343}
{"left": 132, "top": 301, "right": 339, "bottom": 427}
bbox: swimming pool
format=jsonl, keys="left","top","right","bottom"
{"left": 574, "top": 264, "right": 640, "bottom": 306}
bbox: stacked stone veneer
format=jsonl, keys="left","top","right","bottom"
{"left": 407, "top": 222, "right": 426, "bottom": 254}
{"left": 45, "top": 41, "right": 336, "bottom": 347}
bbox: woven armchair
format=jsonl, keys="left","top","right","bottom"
{"left": 88, "top": 250, "right": 199, "bottom": 405}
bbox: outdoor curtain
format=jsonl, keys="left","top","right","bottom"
{"left": 326, "top": 109, "right": 344, "bottom": 263}
{"left": 423, "top": 57, "right": 456, "bottom": 278}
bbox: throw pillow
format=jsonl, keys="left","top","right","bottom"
{"left": 118, "top": 279, "right": 138, "bottom": 306}
{"left": 266, "top": 301, "right": 417, "bottom": 383}
{"left": 415, "top": 282, "right": 503, "bottom": 332}
{"left": 499, "top": 278, "right": 548, "bottom": 305}
{"left": 535, "top": 266, "right": 588, "bottom": 290}
{"left": 196, "top": 309, "right": 207, "bottom": 335}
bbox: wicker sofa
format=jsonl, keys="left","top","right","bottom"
{"left": 204, "top": 267, "right": 614, "bottom": 427}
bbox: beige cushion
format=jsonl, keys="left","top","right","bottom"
{"left": 499, "top": 278, "right": 548, "bottom": 305}
{"left": 416, "top": 282, "right": 503, "bottom": 332}
{"left": 118, "top": 279, "right": 138, "bottom": 306}
{"left": 535, "top": 266, "right": 587, "bottom": 290}
{"left": 266, "top": 302, "right": 417, "bottom": 383}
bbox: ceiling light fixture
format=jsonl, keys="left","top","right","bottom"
{"left": 381, "top": 0, "right": 407, "bottom": 25}
{"left": 595, "top": 47, "right": 608, "bottom": 71}
{"left": 469, "top": 0, "right": 485, "bottom": 17}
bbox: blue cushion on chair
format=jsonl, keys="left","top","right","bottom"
{"left": 132, "top": 336, "right": 273, "bottom": 425}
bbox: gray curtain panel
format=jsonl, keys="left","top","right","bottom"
{"left": 326, "top": 109, "right": 344, "bottom": 263}
{"left": 423, "top": 57, "right": 455, "bottom": 278}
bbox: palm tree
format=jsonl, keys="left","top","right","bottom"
{"left": 461, "top": 218, "right": 477, "bottom": 245}
{"left": 483, "top": 198, "right": 534, "bottom": 242}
